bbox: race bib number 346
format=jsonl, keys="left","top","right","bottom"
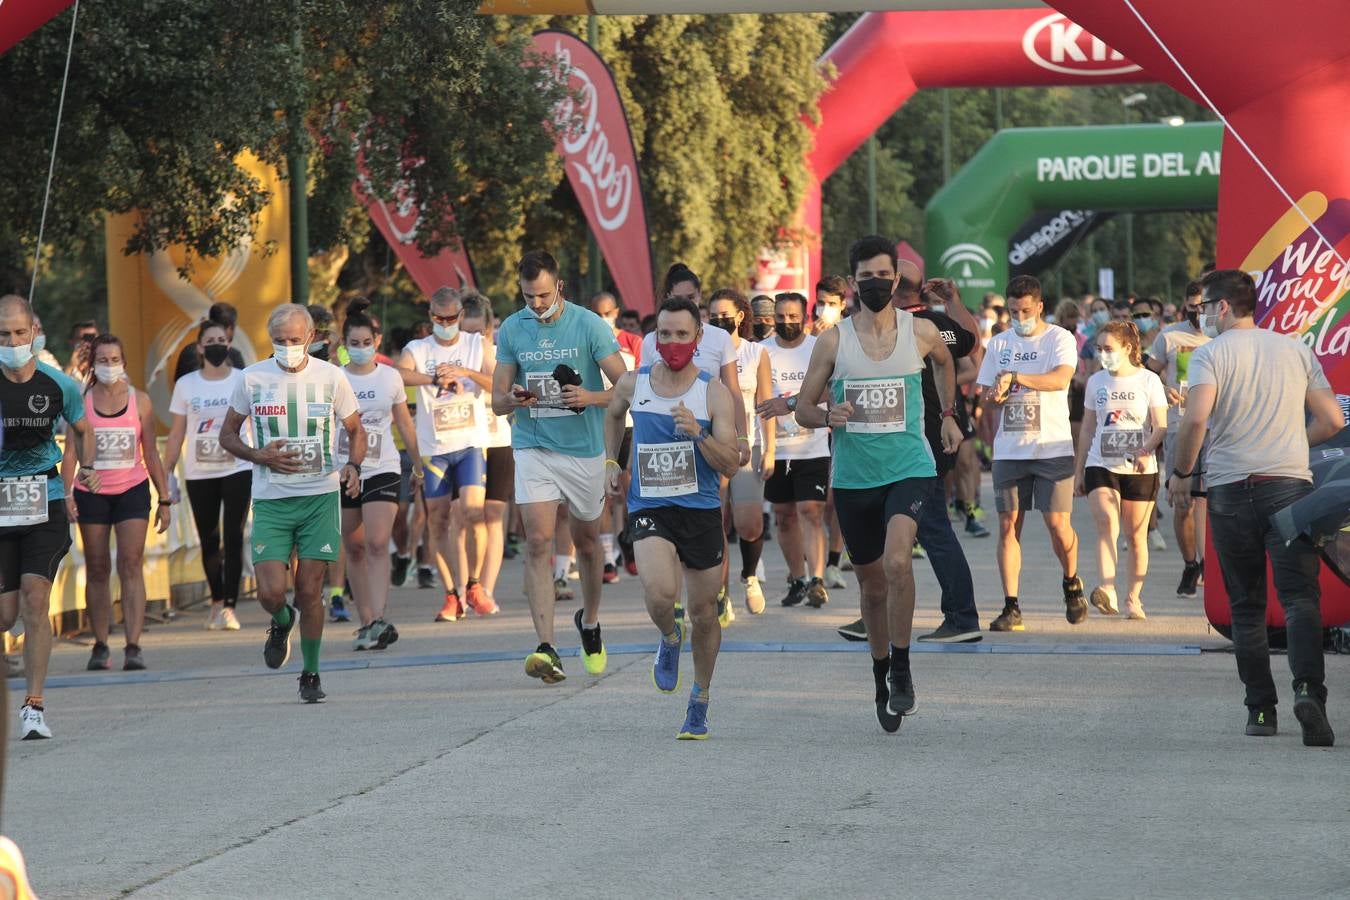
{"left": 635, "top": 441, "right": 697, "bottom": 498}
{"left": 842, "top": 378, "right": 906, "bottom": 433}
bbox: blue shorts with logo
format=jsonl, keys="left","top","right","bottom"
{"left": 422, "top": 448, "right": 487, "bottom": 500}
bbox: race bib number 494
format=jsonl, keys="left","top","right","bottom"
{"left": 635, "top": 441, "right": 697, "bottom": 498}
{"left": 842, "top": 378, "right": 906, "bottom": 433}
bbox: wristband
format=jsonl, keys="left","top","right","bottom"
{"left": 1172, "top": 468, "right": 1196, "bottom": 479}
{"left": 157, "top": 499, "right": 172, "bottom": 507}
{"left": 604, "top": 459, "right": 621, "bottom": 469}
{"left": 940, "top": 407, "right": 957, "bottom": 419}
{"left": 736, "top": 436, "right": 749, "bottom": 444}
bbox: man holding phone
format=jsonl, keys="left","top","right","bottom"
{"left": 492, "top": 250, "right": 628, "bottom": 684}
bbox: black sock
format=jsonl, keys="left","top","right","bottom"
{"left": 889, "top": 645, "right": 910, "bottom": 676}
{"left": 1063, "top": 574, "right": 1078, "bottom": 585}
{"left": 739, "top": 535, "right": 764, "bottom": 580}
{"left": 827, "top": 550, "right": 841, "bottom": 568}
{"left": 1005, "top": 595, "right": 1019, "bottom": 609}
{"left": 872, "top": 656, "right": 889, "bottom": 701}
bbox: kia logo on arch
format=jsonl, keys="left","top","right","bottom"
{"left": 1021, "top": 13, "right": 1142, "bottom": 77}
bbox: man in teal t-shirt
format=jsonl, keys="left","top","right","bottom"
{"left": 492, "top": 250, "right": 626, "bottom": 685}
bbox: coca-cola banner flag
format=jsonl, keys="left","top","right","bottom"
{"left": 351, "top": 168, "right": 477, "bottom": 296}
{"left": 531, "top": 30, "right": 655, "bottom": 315}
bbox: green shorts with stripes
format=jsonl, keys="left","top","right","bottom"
{"left": 251, "top": 492, "right": 341, "bottom": 564}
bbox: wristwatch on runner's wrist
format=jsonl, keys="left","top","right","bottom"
{"left": 344, "top": 461, "right": 361, "bottom": 476}
{"left": 785, "top": 396, "right": 798, "bottom": 412}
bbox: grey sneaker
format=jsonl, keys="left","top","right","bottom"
{"left": 122, "top": 644, "right": 146, "bottom": 671}
{"left": 917, "top": 621, "right": 983, "bottom": 644}
{"left": 87, "top": 642, "right": 111, "bottom": 671}
{"left": 838, "top": 617, "right": 867, "bottom": 642}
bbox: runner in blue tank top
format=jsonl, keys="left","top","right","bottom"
{"left": 794, "top": 235, "right": 963, "bottom": 734}
{"left": 604, "top": 297, "right": 740, "bottom": 740}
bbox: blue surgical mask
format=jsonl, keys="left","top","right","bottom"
{"left": 1097, "top": 349, "right": 1124, "bottom": 373}
{"left": 0, "top": 344, "right": 34, "bottom": 369}
{"left": 433, "top": 322, "right": 459, "bottom": 342}
{"left": 32, "top": 334, "right": 46, "bottom": 355}
{"left": 1134, "top": 317, "right": 1156, "bottom": 333}
{"left": 1091, "top": 310, "right": 1110, "bottom": 328}
{"left": 347, "top": 345, "right": 376, "bottom": 365}
{"left": 1011, "top": 318, "right": 1037, "bottom": 337}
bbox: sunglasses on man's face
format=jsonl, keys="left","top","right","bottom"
{"left": 1131, "top": 312, "right": 1152, "bottom": 320}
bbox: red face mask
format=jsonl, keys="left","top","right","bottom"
{"left": 657, "top": 339, "right": 696, "bottom": 371}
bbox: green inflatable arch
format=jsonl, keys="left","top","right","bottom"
{"left": 925, "top": 122, "right": 1222, "bottom": 307}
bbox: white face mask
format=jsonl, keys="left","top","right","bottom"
{"left": 1200, "top": 313, "right": 1221, "bottom": 339}
{"left": 531, "top": 292, "right": 561, "bottom": 322}
{"left": 1097, "top": 349, "right": 1124, "bottom": 373}
{"left": 273, "top": 342, "right": 307, "bottom": 368}
{"left": 1011, "top": 318, "right": 1038, "bottom": 337}
{"left": 94, "top": 363, "right": 125, "bottom": 385}
{"left": 929, "top": 303, "right": 947, "bottom": 315}
{"left": 433, "top": 322, "right": 459, "bottom": 342}
{"left": 816, "top": 305, "right": 841, "bottom": 326}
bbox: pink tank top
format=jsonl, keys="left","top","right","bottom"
{"left": 78, "top": 387, "right": 148, "bottom": 495}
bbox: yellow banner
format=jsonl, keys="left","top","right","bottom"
{"left": 105, "top": 152, "right": 291, "bottom": 427}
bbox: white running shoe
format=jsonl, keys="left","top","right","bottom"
{"left": 220, "top": 607, "right": 241, "bottom": 631}
{"left": 755, "top": 558, "right": 766, "bottom": 582}
{"left": 1125, "top": 599, "right": 1148, "bottom": 620}
{"left": 19, "top": 704, "right": 50, "bottom": 740}
{"left": 1149, "top": 530, "right": 1167, "bottom": 552}
{"left": 824, "top": 564, "right": 847, "bottom": 589}
{"left": 742, "top": 576, "right": 765, "bottom": 615}
{"left": 205, "top": 603, "right": 224, "bottom": 630}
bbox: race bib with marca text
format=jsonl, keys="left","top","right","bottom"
{"left": 0, "top": 476, "right": 47, "bottom": 527}
{"left": 526, "top": 371, "right": 571, "bottom": 419}
{"left": 635, "top": 441, "right": 697, "bottom": 498}
{"left": 94, "top": 427, "right": 137, "bottom": 470}
{"left": 431, "top": 394, "right": 479, "bottom": 438}
{"left": 1001, "top": 390, "right": 1041, "bottom": 436}
{"left": 842, "top": 378, "right": 906, "bottom": 434}
{"left": 270, "top": 435, "right": 326, "bottom": 483}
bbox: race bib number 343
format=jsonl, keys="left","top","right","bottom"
{"left": 842, "top": 378, "right": 906, "bottom": 433}
{"left": 635, "top": 441, "right": 697, "bottom": 498}
{"left": 1002, "top": 391, "right": 1041, "bottom": 435}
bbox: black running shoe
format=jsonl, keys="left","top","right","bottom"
{"left": 886, "top": 666, "right": 917, "bottom": 717}
{"left": 416, "top": 566, "right": 435, "bottom": 589}
{"left": 874, "top": 670, "right": 902, "bottom": 734}
{"left": 123, "top": 644, "right": 146, "bottom": 671}
{"left": 390, "top": 554, "right": 411, "bottom": 587}
{"left": 263, "top": 605, "right": 296, "bottom": 669}
{"left": 1062, "top": 576, "right": 1088, "bottom": 625}
{"left": 989, "top": 603, "right": 1023, "bottom": 632}
{"left": 804, "top": 577, "right": 829, "bottom": 608}
{"left": 780, "top": 578, "right": 807, "bottom": 607}
{"left": 838, "top": 618, "right": 868, "bottom": 642}
{"left": 1245, "top": 706, "right": 1277, "bottom": 736}
{"left": 1177, "top": 560, "right": 1202, "bottom": 598}
{"left": 916, "top": 621, "right": 983, "bottom": 644}
{"left": 87, "top": 641, "right": 111, "bottom": 671}
{"left": 298, "top": 671, "right": 326, "bottom": 703}
{"left": 1293, "top": 683, "right": 1334, "bottom": 747}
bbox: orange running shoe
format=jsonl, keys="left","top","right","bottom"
{"left": 434, "top": 590, "right": 462, "bottom": 622}
{"left": 0, "top": 835, "right": 37, "bottom": 899}
{"left": 465, "top": 582, "right": 498, "bottom": 616}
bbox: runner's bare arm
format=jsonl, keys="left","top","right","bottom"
{"left": 1073, "top": 407, "right": 1097, "bottom": 496}
{"left": 1167, "top": 382, "right": 1213, "bottom": 511}
{"left": 1306, "top": 386, "right": 1345, "bottom": 447}
{"left": 1003, "top": 364, "right": 1074, "bottom": 393}
{"left": 793, "top": 327, "right": 839, "bottom": 430}
{"left": 491, "top": 360, "right": 531, "bottom": 415}
{"left": 219, "top": 409, "right": 303, "bottom": 473}
{"left": 917, "top": 318, "right": 962, "bottom": 454}
{"left": 956, "top": 356, "right": 976, "bottom": 387}
{"left": 396, "top": 349, "right": 437, "bottom": 387}
{"left": 138, "top": 389, "right": 172, "bottom": 533}
{"left": 391, "top": 400, "right": 424, "bottom": 480}
{"left": 719, "top": 359, "right": 748, "bottom": 446}
{"left": 603, "top": 372, "right": 636, "bottom": 495}
{"left": 755, "top": 350, "right": 775, "bottom": 465}
{"left": 162, "top": 413, "right": 187, "bottom": 475}
{"left": 341, "top": 411, "right": 367, "bottom": 468}
{"left": 698, "top": 379, "right": 743, "bottom": 479}
{"left": 66, "top": 414, "right": 100, "bottom": 492}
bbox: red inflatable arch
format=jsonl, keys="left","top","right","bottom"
{"left": 803, "top": 8, "right": 1154, "bottom": 292}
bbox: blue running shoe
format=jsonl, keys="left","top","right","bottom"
{"left": 678, "top": 685, "right": 710, "bottom": 740}
{"left": 329, "top": 595, "right": 351, "bottom": 623}
{"left": 652, "top": 622, "right": 682, "bottom": 693}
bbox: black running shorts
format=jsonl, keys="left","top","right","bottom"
{"left": 0, "top": 500, "right": 73, "bottom": 591}
{"left": 341, "top": 471, "right": 402, "bottom": 509}
{"left": 832, "top": 477, "right": 934, "bottom": 567}
{"left": 630, "top": 506, "right": 725, "bottom": 571}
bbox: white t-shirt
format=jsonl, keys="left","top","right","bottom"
{"left": 1148, "top": 322, "right": 1210, "bottom": 428}
{"left": 404, "top": 333, "right": 488, "bottom": 456}
{"left": 977, "top": 326, "right": 1078, "bottom": 460}
{"left": 338, "top": 364, "right": 406, "bottom": 478}
{"left": 640, "top": 324, "right": 733, "bottom": 379}
{"left": 762, "top": 333, "right": 828, "bottom": 460}
{"left": 228, "top": 357, "right": 359, "bottom": 500}
{"left": 733, "top": 337, "right": 766, "bottom": 451}
{"left": 169, "top": 369, "right": 251, "bottom": 480}
{"left": 1084, "top": 369, "right": 1168, "bottom": 474}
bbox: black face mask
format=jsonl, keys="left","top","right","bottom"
{"left": 709, "top": 317, "right": 737, "bottom": 335}
{"left": 752, "top": 322, "right": 773, "bottom": 341}
{"left": 855, "top": 277, "right": 894, "bottom": 313}
{"left": 203, "top": 344, "right": 230, "bottom": 367}
{"left": 309, "top": 342, "right": 329, "bottom": 361}
{"left": 1186, "top": 310, "right": 1200, "bottom": 327}
{"left": 776, "top": 322, "right": 803, "bottom": 342}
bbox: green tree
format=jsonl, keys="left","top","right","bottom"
{"left": 0, "top": 0, "right": 566, "bottom": 299}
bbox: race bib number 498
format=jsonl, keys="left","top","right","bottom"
{"left": 842, "top": 378, "right": 906, "bottom": 433}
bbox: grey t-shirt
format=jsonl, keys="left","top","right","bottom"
{"left": 1187, "top": 328, "right": 1331, "bottom": 486}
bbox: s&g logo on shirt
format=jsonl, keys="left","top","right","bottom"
{"left": 190, "top": 396, "right": 231, "bottom": 413}
{"left": 356, "top": 390, "right": 377, "bottom": 400}
{"left": 998, "top": 347, "right": 1012, "bottom": 368}
{"left": 1095, "top": 387, "right": 1108, "bottom": 407}
{"left": 1109, "top": 390, "right": 1136, "bottom": 401}
{"left": 1012, "top": 351, "right": 1040, "bottom": 362}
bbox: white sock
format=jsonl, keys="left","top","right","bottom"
{"left": 600, "top": 533, "right": 615, "bottom": 563}
{"left": 553, "top": 556, "right": 570, "bottom": 581}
